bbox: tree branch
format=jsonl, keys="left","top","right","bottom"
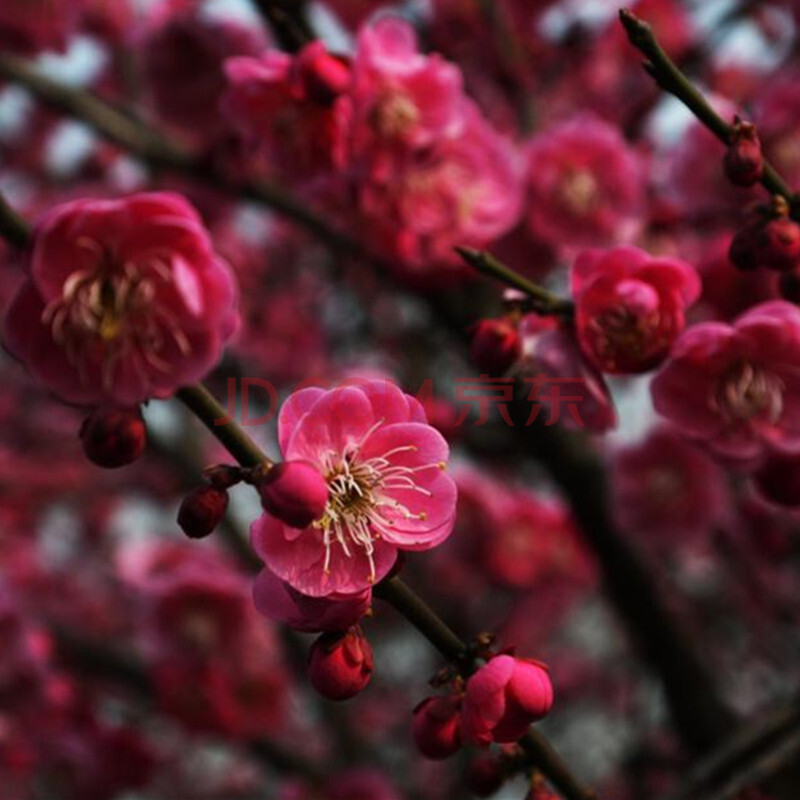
{"left": 176, "top": 383, "right": 273, "bottom": 470}
{"left": 664, "top": 694, "right": 800, "bottom": 800}
{"left": 510, "top": 402, "right": 739, "bottom": 754}
{"left": 253, "top": 0, "right": 314, "bottom": 52}
{"left": 619, "top": 9, "right": 796, "bottom": 205}
{"left": 455, "top": 247, "right": 575, "bottom": 317}
{"left": 0, "top": 190, "right": 32, "bottom": 249}
{"left": 0, "top": 51, "right": 358, "bottom": 254}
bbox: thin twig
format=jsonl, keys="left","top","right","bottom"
{"left": 619, "top": 9, "right": 796, "bottom": 205}
{"left": 455, "top": 247, "right": 574, "bottom": 317}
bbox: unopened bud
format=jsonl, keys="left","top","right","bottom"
{"left": 178, "top": 485, "right": 229, "bottom": 539}
{"left": 80, "top": 406, "right": 146, "bottom": 468}
{"left": 470, "top": 318, "right": 521, "bottom": 375}
{"left": 258, "top": 460, "right": 329, "bottom": 529}
{"left": 724, "top": 118, "right": 763, "bottom": 187}
{"left": 412, "top": 695, "right": 462, "bottom": 760}
{"left": 758, "top": 215, "right": 800, "bottom": 272}
{"left": 308, "top": 627, "right": 373, "bottom": 701}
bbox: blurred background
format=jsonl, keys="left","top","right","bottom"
{"left": 2, "top": 1, "right": 800, "bottom": 798}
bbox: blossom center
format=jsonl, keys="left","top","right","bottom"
{"left": 713, "top": 362, "right": 784, "bottom": 424}
{"left": 372, "top": 92, "right": 420, "bottom": 138}
{"left": 313, "top": 421, "right": 443, "bottom": 582}
{"left": 559, "top": 169, "right": 599, "bottom": 215}
{"left": 40, "top": 238, "right": 190, "bottom": 389}
{"left": 588, "top": 308, "right": 660, "bottom": 367}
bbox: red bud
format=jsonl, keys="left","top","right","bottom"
{"left": 724, "top": 119, "right": 763, "bottom": 187}
{"left": 308, "top": 627, "right": 373, "bottom": 701}
{"left": 80, "top": 406, "right": 146, "bottom": 468}
{"left": 470, "top": 318, "right": 521, "bottom": 375}
{"left": 412, "top": 695, "right": 462, "bottom": 760}
{"left": 178, "top": 485, "right": 229, "bottom": 539}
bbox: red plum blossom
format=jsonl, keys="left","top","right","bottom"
{"left": 3, "top": 193, "right": 239, "bottom": 406}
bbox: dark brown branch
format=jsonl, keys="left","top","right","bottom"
{"left": 253, "top": 0, "right": 314, "bottom": 52}
{"left": 0, "top": 190, "right": 32, "bottom": 249}
{"left": 176, "top": 383, "right": 273, "bottom": 470}
{"left": 0, "top": 51, "right": 358, "bottom": 255}
{"left": 374, "top": 576, "right": 469, "bottom": 665}
{"left": 663, "top": 694, "right": 800, "bottom": 800}
{"left": 455, "top": 247, "right": 575, "bottom": 317}
{"left": 502, "top": 411, "right": 739, "bottom": 754}
{"left": 619, "top": 9, "right": 796, "bottom": 205}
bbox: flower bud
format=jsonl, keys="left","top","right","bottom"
{"left": 470, "top": 318, "right": 521, "bottom": 375}
{"left": 80, "top": 406, "right": 146, "bottom": 468}
{"left": 753, "top": 452, "right": 800, "bottom": 507}
{"left": 758, "top": 216, "right": 800, "bottom": 272}
{"left": 412, "top": 696, "right": 462, "bottom": 760}
{"left": 461, "top": 655, "right": 553, "bottom": 745}
{"left": 724, "top": 119, "right": 763, "bottom": 187}
{"left": 308, "top": 627, "right": 373, "bottom": 701}
{"left": 258, "top": 460, "right": 329, "bottom": 528}
{"left": 178, "top": 485, "right": 229, "bottom": 539}
{"left": 465, "top": 756, "right": 505, "bottom": 797}
{"left": 296, "top": 42, "right": 351, "bottom": 105}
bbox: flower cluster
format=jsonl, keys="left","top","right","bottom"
{"left": 222, "top": 17, "right": 523, "bottom": 279}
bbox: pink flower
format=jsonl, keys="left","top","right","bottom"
{"left": 526, "top": 114, "right": 645, "bottom": 249}
{"left": 252, "top": 567, "right": 371, "bottom": 633}
{"left": 250, "top": 379, "right": 457, "bottom": 597}
{"left": 352, "top": 17, "right": 466, "bottom": 151}
{"left": 355, "top": 108, "right": 523, "bottom": 278}
{"left": 611, "top": 425, "right": 729, "bottom": 542}
{"left": 524, "top": 327, "right": 618, "bottom": 433}
{"left": 348, "top": 17, "right": 523, "bottom": 279}
{"left": 3, "top": 193, "right": 238, "bottom": 406}
{"left": 461, "top": 655, "right": 554, "bottom": 745}
{"left": 151, "top": 570, "right": 248, "bottom": 656}
{"left": 223, "top": 41, "right": 352, "bottom": 181}
{"left": 571, "top": 246, "right": 701, "bottom": 374}
{"left": 651, "top": 301, "right": 800, "bottom": 460}
{"left": 482, "top": 492, "right": 589, "bottom": 591}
